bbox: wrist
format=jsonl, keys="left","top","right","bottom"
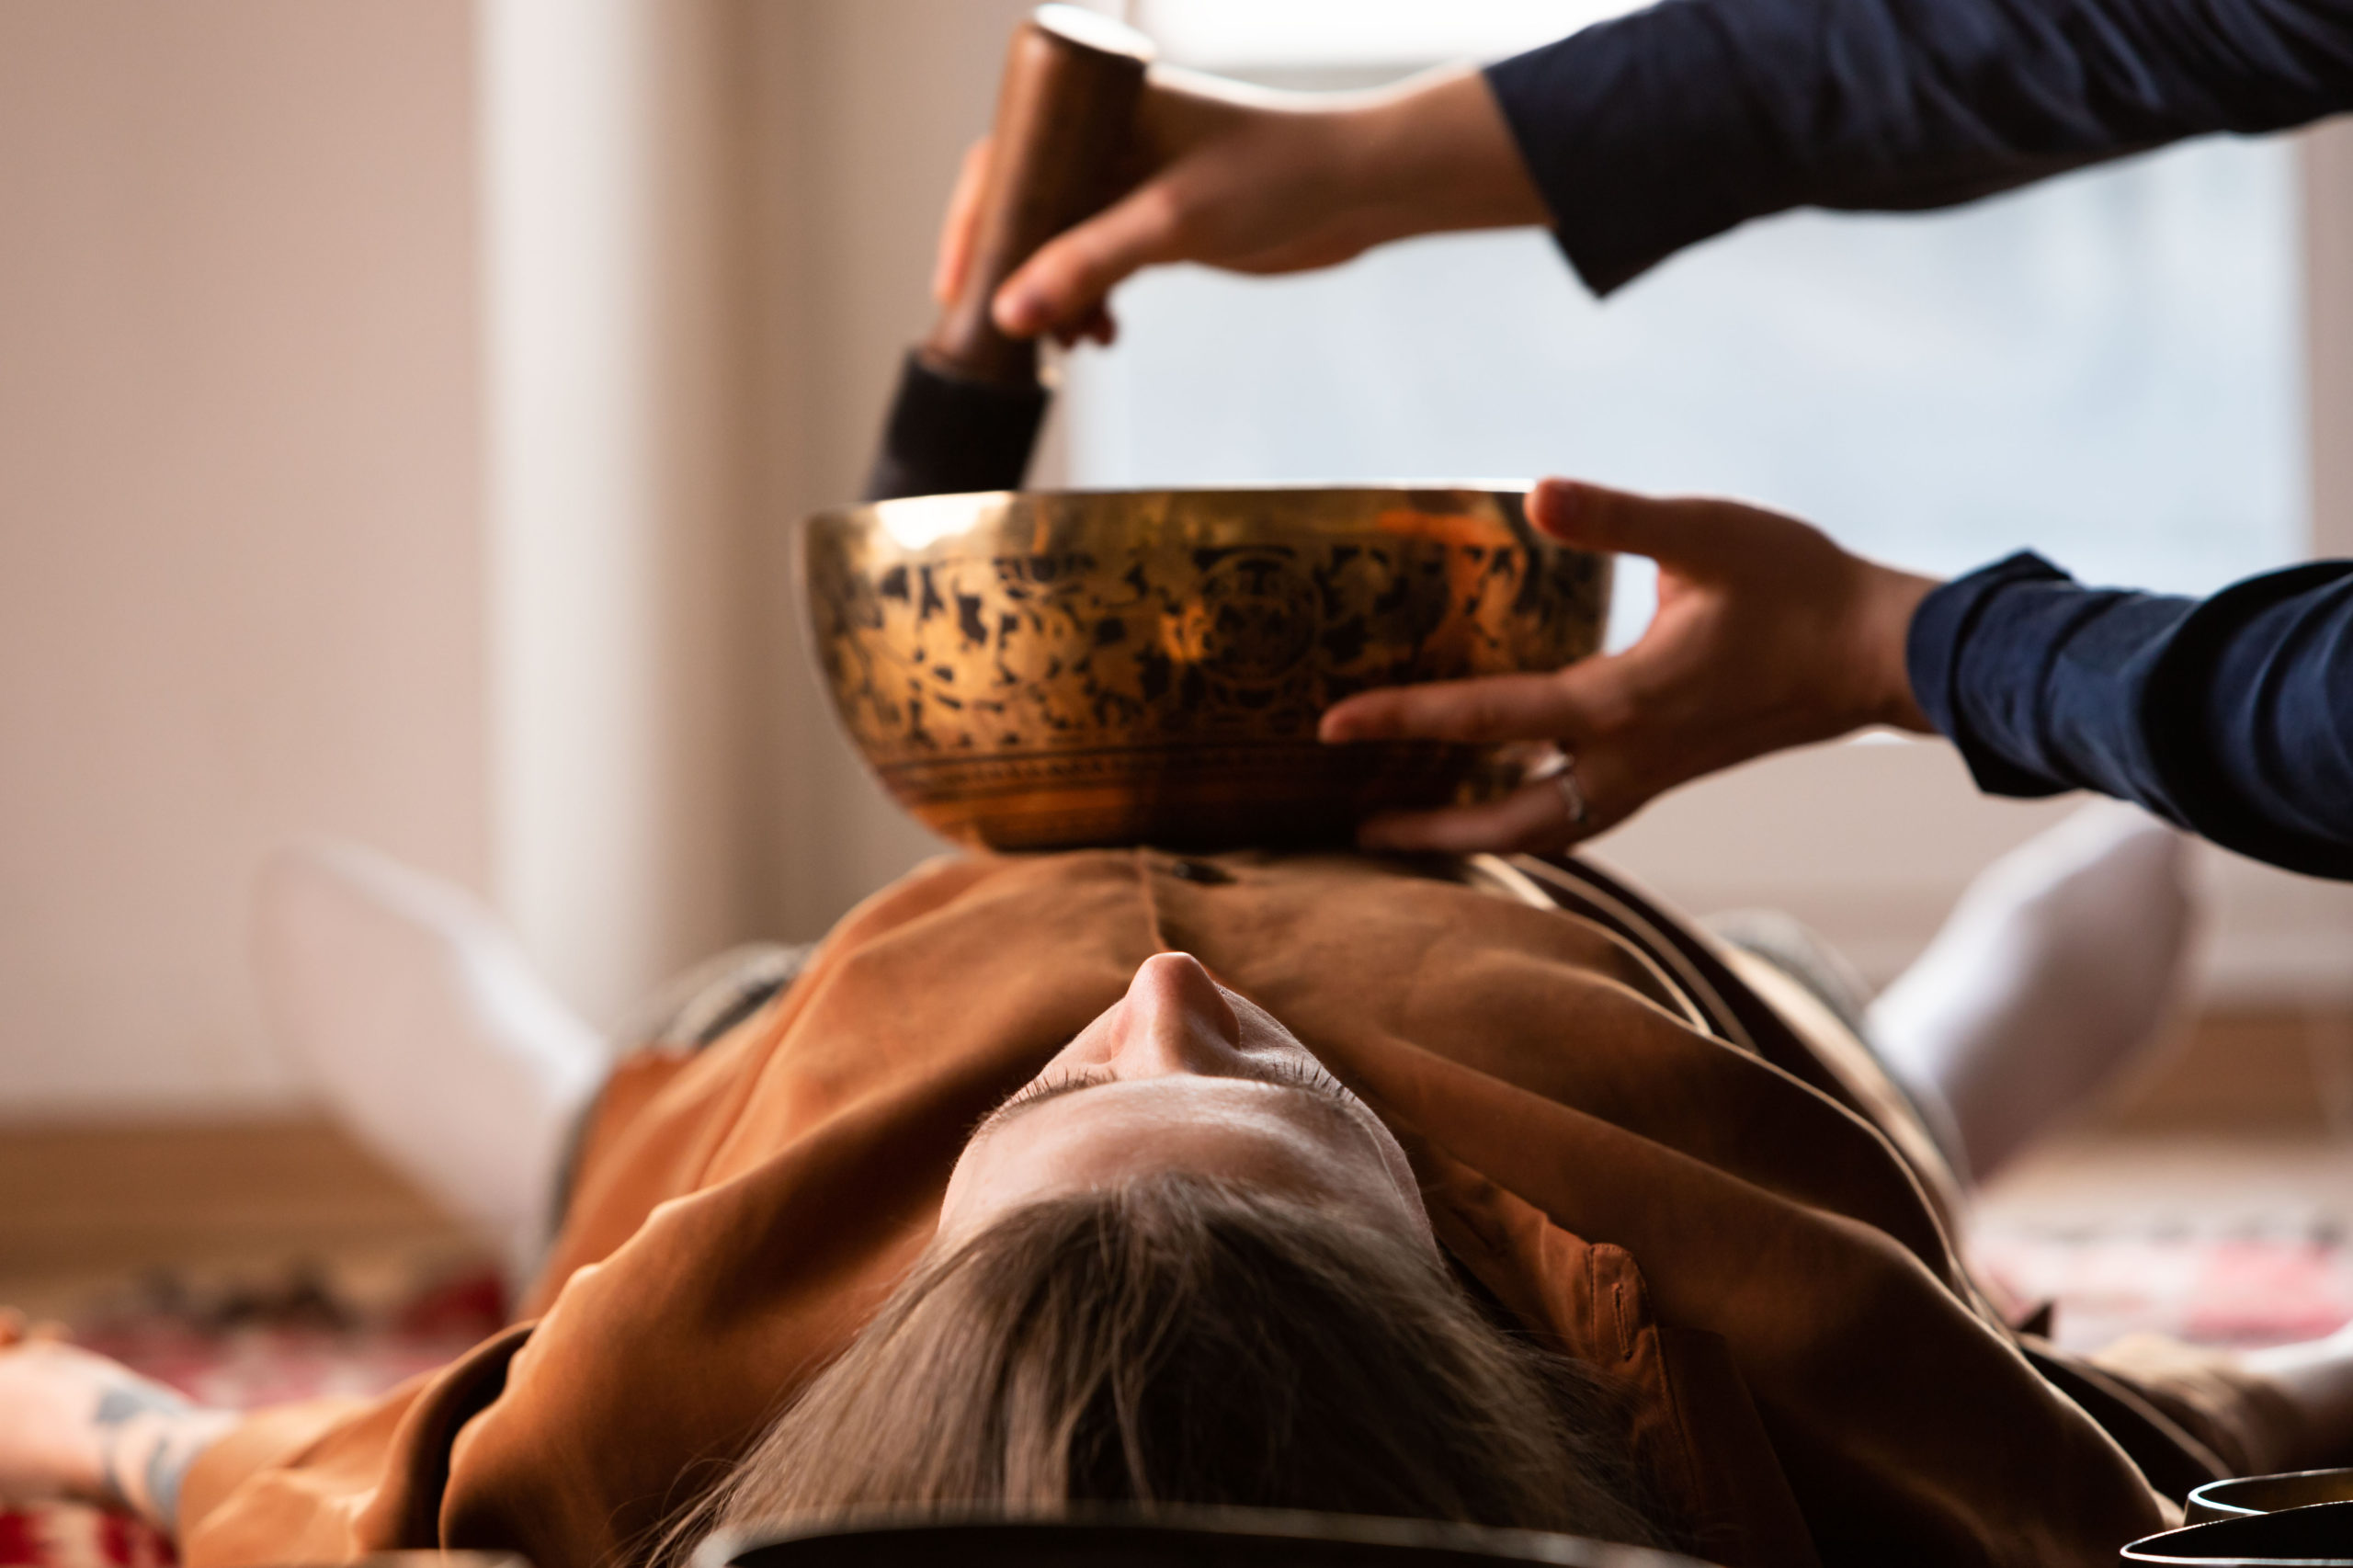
{"left": 1849, "top": 560, "right": 1939, "bottom": 733}
{"left": 94, "top": 1405, "right": 234, "bottom": 1532}
{"left": 1342, "top": 67, "right": 1548, "bottom": 241}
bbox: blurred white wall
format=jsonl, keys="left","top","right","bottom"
{"left": 0, "top": 2, "right": 489, "bottom": 1113}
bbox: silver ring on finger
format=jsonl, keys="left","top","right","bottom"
{"left": 1553, "top": 755, "right": 1590, "bottom": 830}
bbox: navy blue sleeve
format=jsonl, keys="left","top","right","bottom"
{"left": 1483, "top": 0, "right": 2353, "bottom": 293}
{"left": 1906, "top": 553, "right": 2353, "bottom": 878}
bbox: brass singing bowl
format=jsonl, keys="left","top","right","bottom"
{"left": 803, "top": 486, "right": 1612, "bottom": 851}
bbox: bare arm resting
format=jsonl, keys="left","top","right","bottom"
{"left": 0, "top": 1312, "right": 235, "bottom": 1535}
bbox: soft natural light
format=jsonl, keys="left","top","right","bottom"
{"left": 1073, "top": 6, "right": 2308, "bottom": 608}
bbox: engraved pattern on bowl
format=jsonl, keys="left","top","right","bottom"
{"left": 803, "top": 487, "right": 1611, "bottom": 851}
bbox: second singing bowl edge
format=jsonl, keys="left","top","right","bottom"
{"left": 804, "top": 486, "right": 1613, "bottom": 852}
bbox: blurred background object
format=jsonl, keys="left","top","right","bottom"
{"left": 3, "top": 0, "right": 2353, "bottom": 1408}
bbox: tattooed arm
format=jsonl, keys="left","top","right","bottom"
{"left": 0, "top": 1315, "right": 235, "bottom": 1534}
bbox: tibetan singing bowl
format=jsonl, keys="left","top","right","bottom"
{"left": 803, "top": 486, "right": 1612, "bottom": 851}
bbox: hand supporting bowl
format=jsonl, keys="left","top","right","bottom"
{"left": 803, "top": 486, "right": 1611, "bottom": 851}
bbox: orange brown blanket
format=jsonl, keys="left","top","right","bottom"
{"left": 173, "top": 851, "right": 2227, "bottom": 1567}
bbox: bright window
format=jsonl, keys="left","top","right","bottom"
{"left": 1073, "top": 2, "right": 2307, "bottom": 615}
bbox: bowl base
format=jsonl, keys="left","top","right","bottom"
{"left": 882, "top": 739, "right": 1493, "bottom": 852}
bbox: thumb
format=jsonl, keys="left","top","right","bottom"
{"left": 1527, "top": 478, "right": 1727, "bottom": 575}
{"left": 994, "top": 181, "right": 1186, "bottom": 339}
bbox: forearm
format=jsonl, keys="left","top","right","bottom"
{"left": 1487, "top": 0, "right": 2353, "bottom": 293}
{"left": 1332, "top": 68, "right": 1551, "bottom": 246}
{"left": 89, "top": 1382, "right": 237, "bottom": 1534}
{"left": 1907, "top": 554, "right": 2353, "bottom": 878}
{"left": 0, "top": 1328, "right": 235, "bottom": 1540}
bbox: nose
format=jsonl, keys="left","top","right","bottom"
{"left": 1106, "top": 952, "right": 1245, "bottom": 1076}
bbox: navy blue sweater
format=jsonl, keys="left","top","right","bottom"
{"left": 1485, "top": 0, "right": 2353, "bottom": 876}
{"left": 1911, "top": 554, "right": 2353, "bottom": 877}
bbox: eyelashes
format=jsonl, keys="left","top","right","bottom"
{"left": 993, "top": 1066, "right": 1112, "bottom": 1119}
{"left": 975, "top": 1054, "right": 1357, "bottom": 1140}
{"left": 1260, "top": 1055, "right": 1353, "bottom": 1105}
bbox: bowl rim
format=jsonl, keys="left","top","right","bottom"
{"left": 2186, "top": 1468, "right": 2353, "bottom": 1521}
{"left": 801, "top": 482, "right": 1544, "bottom": 532}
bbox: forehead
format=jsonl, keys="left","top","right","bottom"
{"left": 966, "top": 1075, "right": 1370, "bottom": 1196}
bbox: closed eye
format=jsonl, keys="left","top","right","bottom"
{"left": 1260, "top": 1055, "right": 1354, "bottom": 1104}
{"left": 995, "top": 1066, "right": 1110, "bottom": 1119}
{"left": 965, "top": 1067, "right": 1111, "bottom": 1142}
{"left": 968, "top": 1055, "right": 1358, "bottom": 1145}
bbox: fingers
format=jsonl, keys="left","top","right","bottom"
{"left": 1530, "top": 479, "right": 1841, "bottom": 601}
{"left": 994, "top": 181, "right": 1187, "bottom": 338}
{"left": 1357, "top": 782, "right": 1563, "bottom": 855}
{"left": 1321, "top": 654, "right": 1644, "bottom": 752}
{"left": 1527, "top": 478, "right": 1717, "bottom": 569}
{"left": 1358, "top": 759, "right": 1622, "bottom": 855}
{"left": 931, "top": 138, "right": 992, "bottom": 308}
{"left": 1319, "top": 670, "right": 1578, "bottom": 746}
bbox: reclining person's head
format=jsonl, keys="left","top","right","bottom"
{"left": 672, "top": 954, "right": 1657, "bottom": 1558}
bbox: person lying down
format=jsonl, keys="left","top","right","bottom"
{"left": 5, "top": 808, "right": 2351, "bottom": 1568}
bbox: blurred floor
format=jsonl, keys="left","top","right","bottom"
{"left": 1970, "top": 1005, "right": 2353, "bottom": 1233}
{"left": 0, "top": 1119, "right": 477, "bottom": 1324}
{"left": 1974, "top": 1132, "right": 2353, "bottom": 1351}
{"left": 1981, "top": 1132, "right": 2353, "bottom": 1234}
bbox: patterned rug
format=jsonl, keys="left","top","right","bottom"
{"left": 6, "top": 1227, "right": 2351, "bottom": 1566}
{"left": 1972, "top": 1225, "right": 2353, "bottom": 1353}
{"left": 1, "top": 1259, "right": 506, "bottom": 1567}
